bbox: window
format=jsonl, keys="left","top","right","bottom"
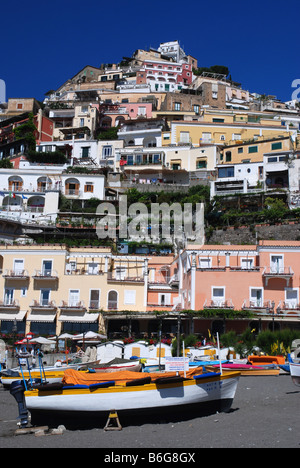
{"left": 4, "top": 288, "right": 14, "bottom": 305}
{"left": 90, "top": 290, "right": 100, "bottom": 309}
{"left": 241, "top": 258, "right": 254, "bottom": 269}
{"left": 212, "top": 287, "right": 225, "bottom": 305}
{"left": 40, "top": 289, "right": 51, "bottom": 306}
{"left": 268, "top": 156, "right": 278, "bottom": 163}
{"left": 14, "top": 259, "right": 24, "bottom": 275}
{"left": 218, "top": 167, "right": 234, "bottom": 178}
{"left": 102, "top": 146, "right": 112, "bottom": 158}
{"left": 285, "top": 289, "right": 298, "bottom": 308}
{"left": 81, "top": 147, "right": 90, "bottom": 158}
{"left": 159, "top": 293, "right": 171, "bottom": 306}
{"left": 17, "top": 103, "right": 24, "bottom": 110}
{"left": 225, "top": 151, "right": 232, "bottom": 162}
{"left": 196, "top": 160, "right": 207, "bottom": 169}
{"left": 42, "top": 261, "right": 52, "bottom": 276}
{"left": 248, "top": 146, "right": 258, "bottom": 153}
{"left": 271, "top": 142, "right": 282, "bottom": 151}
{"left": 124, "top": 290, "right": 136, "bottom": 305}
{"left": 238, "top": 147, "right": 244, "bottom": 153}
{"left": 174, "top": 102, "right": 181, "bottom": 111}
{"left": 87, "top": 263, "right": 98, "bottom": 275}
{"left": 84, "top": 183, "right": 94, "bottom": 193}
{"left": 194, "top": 105, "right": 199, "bottom": 114}
{"left": 180, "top": 132, "right": 190, "bottom": 143}
{"left": 213, "top": 118, "right": 224, "bottom": 123}
{"left": 80, "top": 118, "right": 85, "bottom": 127}
{"left": 202, "top": 132, "right": 211, "bottom": 143}
{"left": 21, "top": 287, "right": 27, "bottom": 298}
{"left": 69, "top": 290, "right": 80, "bottom": 307}
{"left": 270, "top": 255, "right": 284, "bottom": 273}
{"left": 250, "top": 288, "right": 263, "bottom": 307}
{"left": 199, "top": 258, "right": 212, "bottom": 268}
{"left": 115, "top": 267, "right": 126, "bottom": 280}
{"left": 108, "top": 290, "right": 118, "bottom": 310}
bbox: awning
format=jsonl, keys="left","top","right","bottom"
{"left": 0, "top": 310, "right": 27, "bottom": 321}
{"left": 59, "top": 311, "right": 99, "bottom": 323}
{"left": 27, "top": 311, "right": 57, "bottom": 323}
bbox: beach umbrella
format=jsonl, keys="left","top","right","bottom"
{"left": 29, "top": 337, "right": 54, "bottom": 345}
{"left": 58, "top": 333, "right": 74, "bottom": 340}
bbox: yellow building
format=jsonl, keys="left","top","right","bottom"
{"left": 169, "top": 109, "right": 293, "bottom": 147}
{"left": 0, "top": 245, "right": 148, "bottom": 337}
{"left": 218, "top": 136, "right": 293, "bottom": 165}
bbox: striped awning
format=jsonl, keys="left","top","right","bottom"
{"left": 0, "top": 310, "right": 27, "bottom": 321}
{"left": 27, "top": 311, "right": 57, "bottom": 323}
{"left": 58, "top": 311, "right": 99, "bottom": 323}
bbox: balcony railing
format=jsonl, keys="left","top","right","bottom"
{"left": 33, "top": 269, "right": 58, "bottom": 280}
{"left": 203, "top": 299, "right": 234, "bottom": 309}
{"left": 262, "top": 266, "right": 294, "bottom": 286}
{"left": 242, "top": 300, "right": 272, "bottom": 310}
{"left": 107, "top": 272, "right": 144, "bottom": 283}
{"left": 30, "top": 300, "right": 57, "bottom": 310}
{"left": 3, "top": 269, "right": 29, "bottom": 279}
{"left": 0, "top": 299, "right": 20, "bottom": 309}
{"left": 89, "top": 300, "right": 100, "bottom": 310}
{"left": 60, "top": 301, "right": 86, "bottom": 310}
{"left": 107, "top": 301, "right": 118, "bottom": 310}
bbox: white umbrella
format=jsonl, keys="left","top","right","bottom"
{"left": 73, "top": 331, "right": 106, "bottom": 340}
{"left": 58, "top": 333, "right": 75, "bottom": 340}
{"left": 29, "top": 337, "right": 54, "bottom": 345}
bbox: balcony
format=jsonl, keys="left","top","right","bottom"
{"left": 32, "top": 270, "right": 58, "bottom": 280}
{"left": 262, "top": 266, "right": 294, "bottom": 286}
{"left": 60, "top": 301, "right": 86, "bottom": 312}
{"left": 30, "top": 300, "right": 57, "bottom": 311}
{"left": 203, "top": 299, "right": 234, "bottom": 309}
{"left": 107, "top": 272, "right": 144, "bottom": 283}
{"left": 107, "top": 300, "right": 118, "bottom": 310}
{"left": 89, "top": 300, "right": 100, "bottom": 310}
{"left": 0, "top": 299, "right": 20, "bottom": 310}
{"left": 242, "top": 300, "right": 273, "bottom": 311}
{"left": 3, "top": 269, "right": 29, "bottom": 280}
{"left": 277, "top": 301, "right": 300, "bottom": 317}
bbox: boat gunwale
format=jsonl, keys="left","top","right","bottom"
{"left": 24, "top": 371, "right": 241, "bottom": 397}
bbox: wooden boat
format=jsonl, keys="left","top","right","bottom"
{"left": 247, "top": 355, "right": 285, "bottom": 366}
{"left": 206, "top": 362, "right": 280, "bottom": 376}
{"left": 10, "top": 367, "right": 241, "bottom": 428}
{"left": 289, "top": 361, "right": 300, "bottom": 386}
{"left": 0, "top": 360, "right": 99, "bottom": 388}
{"left": 78, "top": 358, "right": 142, "bottom": 373}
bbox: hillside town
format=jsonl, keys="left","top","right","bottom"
{"left": 0, "top": 39, "right": 300, "bottom": 341}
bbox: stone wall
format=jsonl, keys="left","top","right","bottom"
{"left": 207, "top": 221, "right": 300, "bottom": 245}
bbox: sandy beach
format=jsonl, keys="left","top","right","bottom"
{"left": 0, "top": 373, "right": 299, "bottom": 450}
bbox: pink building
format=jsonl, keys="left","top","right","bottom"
{"left": 158, "top": 241, "right": 300, "bottom": 336}
{"left": 137, "top": 60, "right": 193, "bottom": 92}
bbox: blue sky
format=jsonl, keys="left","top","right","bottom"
{"left": 1, "top": 0, "right": 299, "bottom": 103}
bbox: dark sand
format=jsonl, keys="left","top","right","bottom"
{"left": 0, "top": 373, "right": 299, "bottom": 450}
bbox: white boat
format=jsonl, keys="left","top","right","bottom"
{"left": 0, "top": 360, "right": 99, "bottom": 388}
{"left": 11, "top": 367, "right": 241, "bottom": 428}
{"left": 78, "top": 358, "right": 142, "bottom": 373}
{"left": 290, "top": 362, "right": 300, "bottom": 386}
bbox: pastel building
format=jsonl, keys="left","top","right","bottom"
{"left": 0, "top": 245, "right": 149, "bottom": 337}
{"left": 177, "top": 241, "right": 300, "bottom": 334}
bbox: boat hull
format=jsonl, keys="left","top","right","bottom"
{"left": 290, "top": 362, "right": 300, "bottom": 386}
{"left": 206, "top": 364, "right": 280, "bottom": 376}
{"left": 24, "top": 371, "right": 240, "bottom": 428}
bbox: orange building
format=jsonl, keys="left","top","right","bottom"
{"left": 175, "top": 241, "right": 300, "bottom": 335}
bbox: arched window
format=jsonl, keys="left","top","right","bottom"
{"left": 108, "top": 290, "right": 118, "bottom": 310}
